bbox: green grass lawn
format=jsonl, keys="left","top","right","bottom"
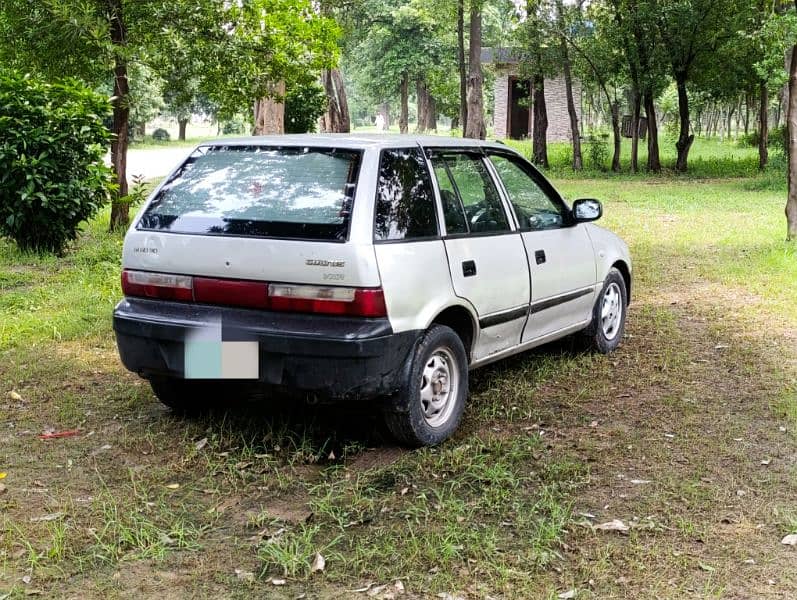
{"left": 1, "top": 145, "right": 796, "bottom": 598}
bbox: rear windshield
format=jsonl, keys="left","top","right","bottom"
{"left": 138, "top": 146, "right": 362, "bottom": 241}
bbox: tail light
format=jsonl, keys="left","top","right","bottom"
{"left": 121, "top": 270, "right": 387, "bottom": 318}
{"left": 121, "top": 270, "right": 193, "bottom": 301}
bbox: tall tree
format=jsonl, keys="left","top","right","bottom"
{"left": 0, "top": 0, "right": 339, "bottom": 229}
{"left": 464, "top": 0, "right": 486, "bottom": 138}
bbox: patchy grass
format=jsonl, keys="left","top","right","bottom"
{"left": 1, "top": 151, "right": 796, "bottom": 597}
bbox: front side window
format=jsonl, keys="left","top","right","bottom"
{"left": 489, "top": 154, "right": 566, "bottom": 230}
{"left": 138, "top": 146, "right": 361, "bottom": 240}
{"left": 431, "top": 153, "right": 510, "bottom": 234}
{"left": 374, "top": 148, "right": 438, "bottom": 241}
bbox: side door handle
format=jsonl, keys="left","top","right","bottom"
{"left": 462, "top": 260, "right": 477, "bottom": 277}
{"left": 535, "top": 250, "right": 546, "bottom": 265}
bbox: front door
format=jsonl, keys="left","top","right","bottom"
{"left": 487, "top": 152, "right": 597, "bottom": 341}
{"left": 427, "top": 150, "right": 530, "bottom": 361}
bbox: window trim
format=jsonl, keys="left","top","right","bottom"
{"left": 136, "top": 144, "right": 363, "bottom": 243}
{"left": 424, "top": 147, "right": 518, "bottom": 238}
{"left": 485, "top": 149, "right": 575, "bottom": 232}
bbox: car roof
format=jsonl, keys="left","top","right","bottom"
{"left": 198, "top": 133, "right": 512, "bottom": 151}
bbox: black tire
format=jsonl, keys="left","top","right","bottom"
{"left": 383, "top": 325, "right": 469, "bottom": 447}
{"left": 149, "top": 377, "right": 226, "bottom": 414}
{"left": 585, "top": 267, "right": 628, "bottom": 354}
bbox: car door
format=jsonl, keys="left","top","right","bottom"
{"left": 487, "top": 152, "right": 597, "bottom": 342}
{"left": 426, "top": 149, "right": 530, "bottom": 361}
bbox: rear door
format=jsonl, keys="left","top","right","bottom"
{"left": 486, "top": 151, "right": 597, "bottom": 341}
{"left": 427, "top": 149, "right": 530, "bottom": 361}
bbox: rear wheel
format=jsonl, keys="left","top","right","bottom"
{"left": 383, "top": 325, "right": 468, "bottom": 447}
{"left": 149, "top": 377, "right": 226, "bottom": 414}
{"left": 585, "top": 268, "right": 628, "bottom": 354}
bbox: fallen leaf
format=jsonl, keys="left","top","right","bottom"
{"left": 7, "top": 390, "right": 22, "bottom": 401}
{"left": 714, "top": 344, "right": 729, "bottom": 350}
{"left": 271, "top": 578, "right": 286, "bottom": 586}
{"left": 781, "top": 533, "right": 797, "bottom": 545}
{"left": 165, "top": 483, "right": 180, "bottom": 490}
{"left": 310, "top": 552, "right": 326, "bottom": 573}
{"left": 761, "top": 459, "right": 771, "bottom": 466}
{"left": 234, "top": 569, "right": 255, "bottom": 583}
{"left": 699, "top": 563, "right": 715, "bottom": 572}
{"left": 589, "top": 420, "right": 599, "bottom": 427}
{"left": 630, "top": 479, "right": 651, "bottom": 485}
{"left": 352, "top": 583, "right": 374, "bottom": 593}
{"left": 29, "top": 512, "right": 64, "bottom": 523}
{"left": 22, "top": 576, "right": 32, "bottom": 585}
{"left": 0, "top": 472, "right": 6, "bottom": 480}
{"left": 558, "top": 591, "right": 576, "bottom": 599}
{"left": 595, "top": 519, "right": 630, "bottom": 532}
{"left": 328, "top": 450, "right": 336, "bottom": 461}
{"left": 0, "top": 483, "right": 6, "bottom": 494}
{"left": 195, "top": 437, "right": 208, "bottom": 451}
{"left": 394, "top": 580, "right": 405, "bottom": 593}
{"left": 159, "top": 533, "right": 175, "bottom": 546}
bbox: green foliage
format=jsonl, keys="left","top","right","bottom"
{"left": 586, "top": 133, "right": 610, "bottom": 171}
{"left": 285, "top": 80, "right": 328, "bottom": 133}
{"left": 0, "top": 72, "right": 112, "bottom": 254}
{"left": 151, "top": 128, "right": 171, "bottom": 142}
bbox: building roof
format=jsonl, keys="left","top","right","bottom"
{"left": 199, "top": 133, "right": 509, "bottom": 151}
{"left": 481, "top": 47, "right": 522, "bottom": 65}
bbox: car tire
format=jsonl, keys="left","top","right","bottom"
{"left": 149, "top": 377, "right": 224, "bottom": 414}
{"left": 585, "top": 267, "right": 628, "bottom": 354}
{"left": 382, "top": 325, "right": 469, "bottom": 447}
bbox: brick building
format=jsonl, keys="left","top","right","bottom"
{"left": 483, "top": 48, "right": 581, "bottom": 142}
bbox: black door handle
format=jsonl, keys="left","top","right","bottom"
{"left": 462, "top": 260, "right": 477, "bottom": 277}
{"left": 535, "top": 250, "right": 546, "bottom": 265}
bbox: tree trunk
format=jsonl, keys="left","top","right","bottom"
{"left": 426, "top": 93, "right": 437, "bottom": 131}
{"left": 645, "top": 91, "right": 661, "bottom": 173}
{"left": 759, "top": 81, "right": 769, "bottom": 170}
{"left": 319, "top": 68, "right": 351, "bottom": 133}
{"left": 630, "top": 88, "right": 641, "bottom": 173}
{"left": 744, "top": 92, "right": 751, "bottom": 135}
{"left": 561, "top": 37, "right": 582, "bottom": 171}
{"left": 464, "top": 1, "right": 485, "bottom": 139}
{"left": 253, "top": 80, "right": 286, "bottom": 135}
{"left": 379, "top": 103, "right": 390, "bottom": 130}
{"left": 611, "top": 100, "right": 621, "bottom": 172}
{"left": 178, "top": 118, "right": 188, "bottom": 141}
{"left": 531, "top": 74, "right": 549, "bottom": 168}
{"left": 787, "top": 43, "right": 797, "bottom": 241}
{"left": 399, "top": 73, "right": 409, "bottom": 134}
{"left": 457, "top": 0, "right": 467, "bottom": 134}
{"left": 416, "top": 79, "right": 428, "bottom": 133}
{"left": 674, "top": 73, "right": 694, "bottom": 173}
{"left": 108, "top": 0, "right": 129, "bottom": 232}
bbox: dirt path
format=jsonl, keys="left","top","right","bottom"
{"left": 520, "top": 291, "right": 797, "bottom": 598}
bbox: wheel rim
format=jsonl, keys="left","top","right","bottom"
{"left": 419, "top": 347, "right": 459, "bottom": 428}
{"left": 600, "top": 282, "right": 623, "bottom": 341}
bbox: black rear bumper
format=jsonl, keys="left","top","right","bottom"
{"left": 113, "top": 298, "right": 420, "bottom": 400}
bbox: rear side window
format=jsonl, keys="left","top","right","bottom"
{"left": 138, "top": 146, "right": 361, "bottom": 241}
{"left": 374, "top": 148, "right": 438, "bottom": 241}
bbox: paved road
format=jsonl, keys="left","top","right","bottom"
{"left": 107, "top": 147, "right": 194, "bottom": 181}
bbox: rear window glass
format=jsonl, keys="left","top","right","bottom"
{"left": 374, "top": 148, "right": 438, "bottom": 241}
{"left": 138, "top": 146, "right": 362, "bottom": 241}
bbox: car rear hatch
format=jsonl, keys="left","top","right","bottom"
{"left": 121, "top": 144, "right": 384, "bottom": 316}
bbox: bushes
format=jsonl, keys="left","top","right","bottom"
{"left": 0, "top": 72, "right": 112, "bottom": 253}
{"left": 586, "top": 133, "right": 610, "bottom": 171}
{"left": 151, "top": 128, "right": 171, "bottom": 141}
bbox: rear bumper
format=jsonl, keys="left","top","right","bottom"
{"left": 113, "top": 298, "right": 420, "bottom": 400}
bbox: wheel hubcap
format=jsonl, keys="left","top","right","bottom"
{"left": 600, "top": 282, "right": 623, "bottom": 341}
{"left": 419, "top": 347, "right": 459, "bottom": 428}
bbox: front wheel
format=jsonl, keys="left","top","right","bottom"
{"left": 586, "top": 268, "right": 628, "bottom": 354}
{"left": 383, "top": 325, "right": 469, "bottom": 447}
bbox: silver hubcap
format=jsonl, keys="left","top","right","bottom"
{"left": 419, "top": 347, "right": 458, "bottom": 428}
{"left": 600, "top": 282, "right": 623, "bottom": 340}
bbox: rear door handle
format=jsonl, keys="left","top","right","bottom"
{"left": 462, "top": 260, "right": 477, "bottom": 277}
{"left": 535, "top": 250, "right": 546, "bottom": 265}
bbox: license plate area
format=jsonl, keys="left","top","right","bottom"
{"left": 184, "top": 333, "right": 259, "bottom": 380}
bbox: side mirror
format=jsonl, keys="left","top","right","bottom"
{"left": 572, "top": 198, "right": 602, "bottom": 222}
